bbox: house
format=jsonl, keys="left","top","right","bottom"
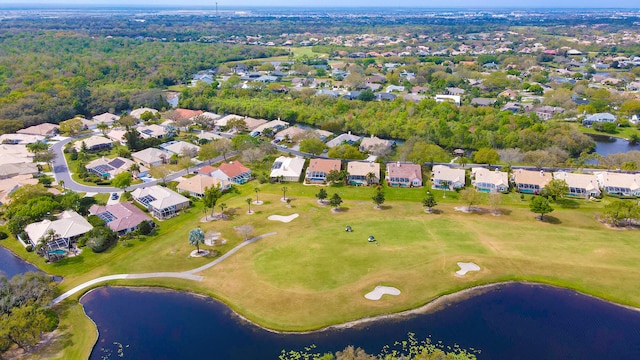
{"left": 197, "top": 131, "right": 223, "bottom": 142}
{"left": 0, "top": 174, "right": 38, "bottom": 205}
{"left": 74, "top": 136, "right": 113, "bottom": 152}
{"left": 131, "top": 185, "right": 190, "bottom": 219}
{"left": 106, "top": 129, "right": 128, "bottom": 145}
{"left": 210, "top": 161, "right": 252, "bottom": 184}
{"left": 553, "top": 171, "right": 601, "bottom": 198}
{"left": 24, "top": 210, "right": 93, "bottom": 250}
{"left": 130, "top": 108, "right": 158, "bottom": 120}
{"left": 305, "top": 158, "right": 341, "bottom": 184}
{"left": 89, "top": 202, "right": 152, "bottom": 236}
{"left": 326, "top": 133, "right": 362, "bottom": 148}
{"left": 93, "top": 112, "right": 120, "bottom": 126}
{"left": 274, "top": 126, "right": 307, "bottom": 142}
{"left": 132, "top": 148, "right": 171, "bottom": 167}
{"left": 386, "top": 85, "right": 405, "bottom": 93}
{"left": 499, "top": 89, "right": 518, "bottom": 99}
{"left": 250, "top": 119, "right": 289, "bottom": 137}
{"left": 375, "top": 92, "right": 396, "bottom": 101}
{"left": 160, "top": 140, "right": 200, "bottom": 157}
{"left": 360, "top": 135, "right": 392, "bottom": 153}
{"left": 596, "top": 172, "right": 640, "bottom": 197}
{"left": 78, "top": 117, "right": 98, "bottom": 130}
{"left": 435, "top": 95, "right": 461, "bottom": 106}
{"left": 167, "top": 108, "right": 203, "bottom": 123}
{"left": 0, "top": 133, "right": 45, "bottom": 145}
{"left": 582, "top": 113, "right": 616, "bottom": 126}
{"left": 270, "top": 156, "right": 305, "bottom": 182}
{"left": 177, "top": 174, "right": 231, "bottom": 198}
{"left": 513, "top": 169, "right": 552, "bottom": 194}
{"left": 0, "top": 144, "right": 33, "bottom": 166}
{"left": 0, "top": 162, "right": 38, "bottom": 180}
{"left": 471, "top": 167, "right": 509, "bottom": 193}
{"left": 471, "top": 98, "right": 497, "bottom": 107}
{"left": 446, "top": 87, "right": 465, "bottom": 96}
{"left": 386, "top": 162, "right": 423, "bottom": 188}
{"left": 17, "top": 123, "right": 59, "bottom": 137}
{"left": 535, "top": 106, "right": 565, "bottom": 120}
{"left": 431, "top": 165, "right": 465, "bottom": 190}
{"left": 86, "top": 156, "right": 148, "bottom": 179}
{"left": 347, "top": 161, "right": 380, "bottom": 186}
{"left": 137, "top": 124, "right": 168, "bottom": 139}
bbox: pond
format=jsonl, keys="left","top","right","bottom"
{"left": 82, "top": 283, "right": 640, "bottom": 360}
{"left": 591, "top": 134, "right": 640, "bottom": 157}
{"left": 0, "top": 245, "right": 40, "bottom": 279}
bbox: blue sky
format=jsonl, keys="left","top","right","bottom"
{"left": 0, "top": 0, "right": 636, "bottom": 7}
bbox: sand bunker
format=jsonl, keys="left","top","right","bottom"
{"left": 364, "top": 286, "right": 401, "bottom": 300}
{"left": 456, "top": 262, "right": 481, "bottom": 276}
{"left": 267, "top": 214, "right": 299, "bottom": 223}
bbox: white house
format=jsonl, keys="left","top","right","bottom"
{"left": 24, "top": 210, "right": 93, "bottom": 250}
{"left": 131, "top": 186, "right": 190, "bottom": 219}
{"left": 431, "top": 165, "right": 465, "bottom": 190}
{"left": 553, "top": 171, "right": 601, "bottom": 198}
{"left": 132, "top": 148, "right": 171, "bottom": 167}
{"left": 270, "top": 156, "right": 305, "bottom": 182}
{"left": 471, "top": 167, "right": 509, "bottom": 193}
{"left": 596, "top": 172, "right": 640, "bottom": 197}
{"left": 582, "top": 113, "right": 616, "bottom": 126}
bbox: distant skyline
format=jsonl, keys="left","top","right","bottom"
{"left": 0, "top": 0, "right": 637, "bottom": 8}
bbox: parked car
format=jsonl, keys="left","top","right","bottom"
{"left": 111, "top": 193, "right": 119, "bottom": 200}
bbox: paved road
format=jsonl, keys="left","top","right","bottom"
{"left": 51, "top": 232, "right": 276, "bottom": 305}
{"left": 50, "top": 134, "right": 236, "bottom": 194}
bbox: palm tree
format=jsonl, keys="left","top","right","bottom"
{"left": 365, "top": 172, "right": 377, "bottom": 186}
{"left": 59, "top": 180, "right": 65, "bottom": 192}
{"left": 246, "top": 198, "right": 253, "bottom": 213}
{"left": 188, "top": 227, "right": 205, "bottom": 254}
{"left": 130, "top": 163, "right": 141, "bottom": 178}
{"left": 254, "top": 187, "right": 260, "bottom": 203}
{"left": 97, "top": 122, "right": 109, "bottom": 135}
{"left": 281, "top": 186, "right": 288, "bottom": 201}
{"left": 219, "top": 203, "right": 227, "bottom": 216}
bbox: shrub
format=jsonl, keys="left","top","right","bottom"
{"left": 25, "top": 245, "right": 33, "bottom": 252}
{"left": 137, "top": 220, "right": 155, "bottom": 236}
{"left": 0, "top": 231, "right": 7, "bottom": 240}
{"left": 86, "top": 226, "right": 117, "bottom": 253}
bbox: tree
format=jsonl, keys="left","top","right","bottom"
{"left": 329, "top": 193, "right": 343, "bottom": 210}
{"left": 316, "top": 188, "right": 328, "bottom": 203}
{"left": 357, "top": 89, "right": 375, "bottom": 101}
{"left": 26, "top": 142, "right": 48, "bottom": 154}
{"left": 488, "top": 192, "right": 502, "bottom": 215}
{"left": 422, "top": 193, "right": 437, "bottom": 213}
{"left": 299, "top": 138, "right": 327, "bottom": 155}
{"left": 203, "top": 185, "right": 222, "bottom": 217}
{"left": 0, "top": 304, "right": 56, "bottom": 350}
{"left": 530, "top": 196, "right": 554, "bottom": 220}
{"left": 246, "top": 198, "right": 253, "bottom": 213}
{"left": 137, "top": 220, "right": 154, "bottom": 235}
{"left": 372, "top": 189, "right": 385, "bottom": 209}
{"left": 118, "top": 115, "right": 138, "bottom": 127}
{"left": 473, "top": 148, "right": 500, "bottom": 165}
{"left": 365, "top": 172, "right": 377, "bottom": 186}
{"left": 219, "top": 203, "right": 227, "bottom": 215}
{"left": 188, "top": 227, "right": 205, "bottom": 254}
{"left": 235, "top": 224, "right": 254, "bottom": 241}
{"left": 281, "top": 186, "right": 288, "bottom": 201}
{"left": 542, "top": 179, "right": 569, "bottom": 202}
{"left": 198, "top": 142, "right": 218, "bottom": 164}
{"left": 129, "top": 163, "right": 141, "bottom": 178}
{"left": 254, "top": 187, "right": 260, "bottom": 203}
{"left": 33, "top": 149, "right": 56, "bottom": 169}
{"left": 59, "top": 118, "right": 83, "bottom": 135}
{"left": 111, "top": 172, "right": 132, "bottom": 191}
{"left": 149, "top": 164, "right": 171, "bottom": 184}
{"left": 602, "top": 200, "right": 638, "bottom": 227}
{"left": 178, "top": 156, "right": 195, "bottom": 174}
{"left": 459, "top": 188, "right": 482, "bottom": 211}
{"left": 97, "top": 122, "right": 109, "bottom": 135}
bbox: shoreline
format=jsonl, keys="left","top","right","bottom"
{"left": 76, "top": 279, "right": 640, "bottom": 338}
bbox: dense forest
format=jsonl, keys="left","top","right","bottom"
{"left": 0, "top": 32, "right": 285, "bottom": 127}
{"left": 179, "top": 86, "right": 594, "bottom": 157}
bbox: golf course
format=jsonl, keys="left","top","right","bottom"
{"left": 4, "top": 182, "right": 640, "bottom": 359}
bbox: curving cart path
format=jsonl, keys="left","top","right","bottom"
{"left": 51, "top": 232, "right": 276, "bottom": 305}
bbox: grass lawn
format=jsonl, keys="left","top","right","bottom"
{"left": 577, "top": 123, "right": 640, "bottom": 140}
{"left": 4, "top": 181, "right": 640, "bottom": 356}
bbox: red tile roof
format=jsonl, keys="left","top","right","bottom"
{"left": 218, "top": 161, "right": 250, "bottom": 178}
{"left": 198, "top": 165, "right": 217, "bottom": 175}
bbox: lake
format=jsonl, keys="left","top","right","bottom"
{"left": 591, "top": 134, "right": 640, "bottom": 157}
{"left": 82, "top": 283, "right": 640, "bottom": 360}
{"left": 0, "top": 245, "right": 40, "bottom": 279}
